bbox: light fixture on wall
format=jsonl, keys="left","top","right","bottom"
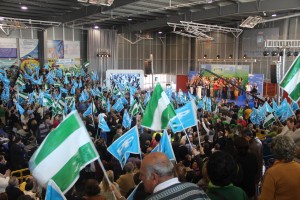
{"left": 263, "top": 50, "right": 270, "bottom": 56}
{"left": 97, "top": 49, "right": 111, "bottom": 57}
{"left": 93, "top": 25, "right": 99, "bottom": 29}
{"left": 287, "top": 51, "right": 292, "bottom": 57}
{"left": 294, "top": 51, "right": 299, "bottom": 56}
{"left": 271, "top": 50, "right": 278, "bottom": 56}
{"left": 228, "top": 54, "right": 233, "bottom": 59}
{"left": 203, "top": 54, "right": 207, "bottom": 59}
{"left": 243, "top": 54, "right": 247, "bottom": 59}
{"left": 216, "top": 55, "right": 220, "bottom": 59}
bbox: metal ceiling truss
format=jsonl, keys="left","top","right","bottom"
{"left": 168, "top": 21, "right": 243, "bottom": 40}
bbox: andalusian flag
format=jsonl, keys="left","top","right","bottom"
{"left": 280, "top": 55, "right": 300, "bottom": 102}
{"left": 82, "top": 61, "right": 90, "bottom": 68}
{"left": 29, "top": 111, "right": 98, "bottom": 193}
{"left": 142, "top": 83, "right": 176, "bottom": 131}
{"left": 263, "top": 113, "right": 276, "bottom": 128}
{"left": 19, "top": 91, "right": 29, "bottom": 100}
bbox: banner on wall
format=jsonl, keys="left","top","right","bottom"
{"left": 64, "top": 41, "right": 80, "bottom": 65}
{"left": 248, "top": 74, "right": 264, "bottom": 98}
{"left": 0, "top": 38, "right": 17, "bottom": 58}
{"left": 0, "top": 59, "right": 19, "bottom": 68}
{"left": 200, "top": 64, "right": 249, "bottom": 86}
{"left": 47, "top": 40, "right": 64, "bottom": 59}
{"left": 19, "top": 39, "right": 39, "bottom": 58}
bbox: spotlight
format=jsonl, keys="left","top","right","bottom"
{"left": 158, "top": 31, "right": 163, "bottom": 34}
{"left": 21, "top": 5, "right": 28, "bottom": 10}
{"left": 279, "top": 51, "right": 283, "bottom": 56}
{"left": 216, "top": 55, "right": 220, "bottom": 59}
{"left": 272, "top": 13, "right": 277, "bottom": 17}
{"left": 294, "top": 51, "right": 299, "bottom": 56}
{"left": 263, "top": 51, "right": 270, "bottom": 56}
{"left": 228, "top": 54, "right": 233, "bottom": 59}
{"left": 93, "top": 25, "right": 99, "bottom": 29}
{"left": 271, "top": 51, "right": 278, "bottom": 56}
{"left": 287, "top": 51, "right": 292, "bottom": 57}
{"left": 243, "top": 54, "right": 247, "bottom": 59}
{"left": 203, "top": 54, "right": 207, "bottom": 59}
{"left": 128, "top": 17, "right": 132, "bottom": 21}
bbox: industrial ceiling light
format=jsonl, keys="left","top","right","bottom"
{"left": 263, "top": 50, "right": 270, "bottom": 56}
{"left": 94, "top": 25, "right": 99, "bottom": 29}
{"left": 21, "top": 5, "right": 28, "bottom": 10}
{"left": 240, "top": 16, "right": 262, "bottom": 28}
{"left": 128, "top": 17, "right": 132, "bottom": 21}
{"left": 279, "top": 51, "right": 283, "bottom": 56}
{"left": 228, "top": 54, "right": 233, "bottom": 59}
{"left": 216, "top": 55, "right": 220, "bottom": 59}
{"left": 271, "top": 51, "right": 278, "bottom": 56}
{"left": 272, "top": 13, "right": 277, "bottom": 17}
{"left": 203, "top": 54, "right": 207, "bottom": 59}
{"left": 287, "top": 51, "right": 292, "bottom": 57}
{"left": 243, "top": 54, "right": 247, "bottom": 59}
{"left": 294, "top": 51, "right": 299, "bottom": 56}
{"left": 158, "top": 31, "right": 163, "bottom": 34}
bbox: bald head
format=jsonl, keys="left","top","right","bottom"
{"left": 140, "top": 152, "right": 174, "bottom": 193}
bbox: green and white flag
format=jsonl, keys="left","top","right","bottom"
{"left": 263, "top": 113, "right": 276, "bottom": 128}
{"left": 280, "top": 55, "right": 300, "bottom": 102}
{"left": 19, "top": 91, "right": 29, "bottom": 100}
{"left": 16, "top": 76, "right": 25, "bottom": 86}
{"left": 43, "top": 96, "right": 54, "bottom": 107}
{"left": 82, "top": 61, "right": 90, "bottom": 68}
{"left": 29, "top": 111, "right": 98, "bottom": 193}
{"left": 129, "top": 100, "right": 141, "bottom": 116}
{"left": 142, "top": 83, "right": 176, "bottom": 131}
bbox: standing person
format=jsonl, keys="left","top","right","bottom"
{"left": 245, "top": 82, "right": 252, "bottom": 101}
{"left": 259, "top": 135, "right": 300, "bottom": 200}
{"left": 111, "top": 152, "right": 210, "bottom": 200}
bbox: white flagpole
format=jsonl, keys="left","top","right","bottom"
{"left": 196, "top": 120, "right": 201, "bottom": 147}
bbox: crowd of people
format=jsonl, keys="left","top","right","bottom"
{"left": 0, "top": 63, "right": 298, "bottom": 200}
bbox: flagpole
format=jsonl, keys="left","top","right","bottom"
{"left": 196, "top": 120, "right": 201, "bottom": 147}
{"left": 177, "top": 118, "right": 192, "bottom": 147}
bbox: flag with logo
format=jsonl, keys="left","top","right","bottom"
{"left": 29, "top": 111, "right": 99, "bottom": 193}
{"left": 112, "top": 99, "right": 124, "bottom": 113}
{"left": 16, "top": 103, "right": 25, "bottom": 115}
{"left": 142, "top": 83, "right": 176, "bottom": 131}
{"left": 45, "top": 180, "right": 66, "bottom": 200}
{"left": 98, "top": 114, "right": 110, "bottom": 132}
{"left": 83, "top": 103, "right": 93, "bottom": 118}
{"left": 280, "top": 55, "right": 300, "bottom": 102}
{"left": 169, "top": 100, "right": 197, "bottom": 133}
{"left": 263, "top": 113, "right": 276, "bottom": 128}
{"left": 291, "top": 101, "right": 300, "bottom": 111}
{"left": 151, "top": 130, "right": 176, "bottom": 160}
{"left": 272, "top": 99, "right": 278, "bottom": 111}
{"left": 263, "top": 102, "right": 273, "bottom": 113}
{"left": 107, "top": 126, "right": 140, "bottom": 168}
{"left": 122, "top": 109, "right": 132, "bottom": 129}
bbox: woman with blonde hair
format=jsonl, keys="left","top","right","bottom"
{"left": 100, "top": 170, "right": 119, "bottom": 200}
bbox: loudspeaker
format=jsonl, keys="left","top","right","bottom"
{"left": 144, "top": 60, "right": 152, "bottom": 74}
{"left": 270, "top": 64, "right": 277, "bottom": 83}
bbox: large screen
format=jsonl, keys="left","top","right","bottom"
{"left": 106, "top": 70, "right": 144, "bottom": 89}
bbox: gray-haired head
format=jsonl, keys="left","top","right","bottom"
{"left": 145, "top": 152, "right": 174, "bottom": 179}
{"left": 271, "top": 135, "right": 296, "bottom": 162}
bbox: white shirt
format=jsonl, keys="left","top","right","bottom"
{"left": 0, "top": 176, "right": 9, "bottom": 193}
{"left": 153, "top": 177, "right": 180, "bottom": 193}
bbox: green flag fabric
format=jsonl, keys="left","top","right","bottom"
{"left": 29, "top": 111, "right": 98, "bottom": 193}
{"left": 142, "top": 83, "right": 176, "bottom": 131}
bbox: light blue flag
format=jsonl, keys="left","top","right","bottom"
{"left": 107, "top": 99, "right": 111, "bottom": 113}
{"left": 112, "top": 99, "right": 124, "bottom": 113}
{"left": 83, "top": 103, "right": 92, "bottom": 117}
{"left": 129, "top": 86, "right": 137, "bottom": 96}
{"left": 281, "top": 104, "right": 295, "bottom": 122}
{"left": 16, "top": 103, "right": 25, "bottom": 115}
{"left": 122, "top": 109, "right": 132, "bottom": 129}
{"left": 81, "top": 68, "right": 86, "bottom": 77}
{"left": 64, "top": 76, "right": 69, "bottom": 85}
{"left": 121, "top": 97, "right": 128, "bottom": 105}
{"left": 272, "top": 99, "right": 278, "bottom": 110}
{"left": 291, "top": 102, "right": 300, "bottom": 111}
{"left": 56, "top": 68, "right": 63, "bottom": 79}
{"left": 274, "top": 99, "right": 288, "bottom": 118}
{"left": 188, "top": 92, "right": 195, "bottom": 101}
{"left": 98, "top": 114, "right": 110, "bottom": 132}
{"left": 263, "top": 102, "right": 273, "bottom": 113}
{"left": 250, "top": 108, "right": 262, "bottom": 125}
{"left": 144, "top": 91, "right": 151, "bottom": 106}
{"left": 71, "top": 101, "right": 76, "bottom": 111}
{"left": 157, "top": 130, "right": 176, "bottom": 160}
{"left": 91, "top": 72, "right": 99, "bottom": 81}
{"left": 107, "top": 126, "right": 140, "bottom": 168}
{"left": 79, "top": 91, "right": 88, "bottom": 102}
{"left": 60, "top": 87, "right": 68, "bottom": 94}
{"left": 130, "top": 94, "right": 135, "bottom": 107}
{"left": 78, "top": 80, "right": 83, "bottom": 88}
{"left": 44, "top": 62, "right": 49, "bottom": 69}
{"left": 169, "top": 100, "right": 197, "bottom": 133}
{"left": 197, "top": 99, "right": 204, "bottom": 109}
{"left": 45, "top": 180, "right": 66, "bottom": 200}
{"left": 206, "top": 97, "right": 212, "bottom": 112}
{"left": 33, "top": 64, "right": 39, "bottom": 78}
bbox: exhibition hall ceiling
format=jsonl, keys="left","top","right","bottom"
{"left": 0, "top": 0, "right": 299, "bottom": 32}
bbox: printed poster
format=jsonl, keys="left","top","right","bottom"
{"left": 19, "top": 39, "right": 39, "bottom": 58}
{"left": 47, "top": 40, "right": 64, "bottom": 59}
{"left": 0, "top": 38, "right": 17, "bottom": 58}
